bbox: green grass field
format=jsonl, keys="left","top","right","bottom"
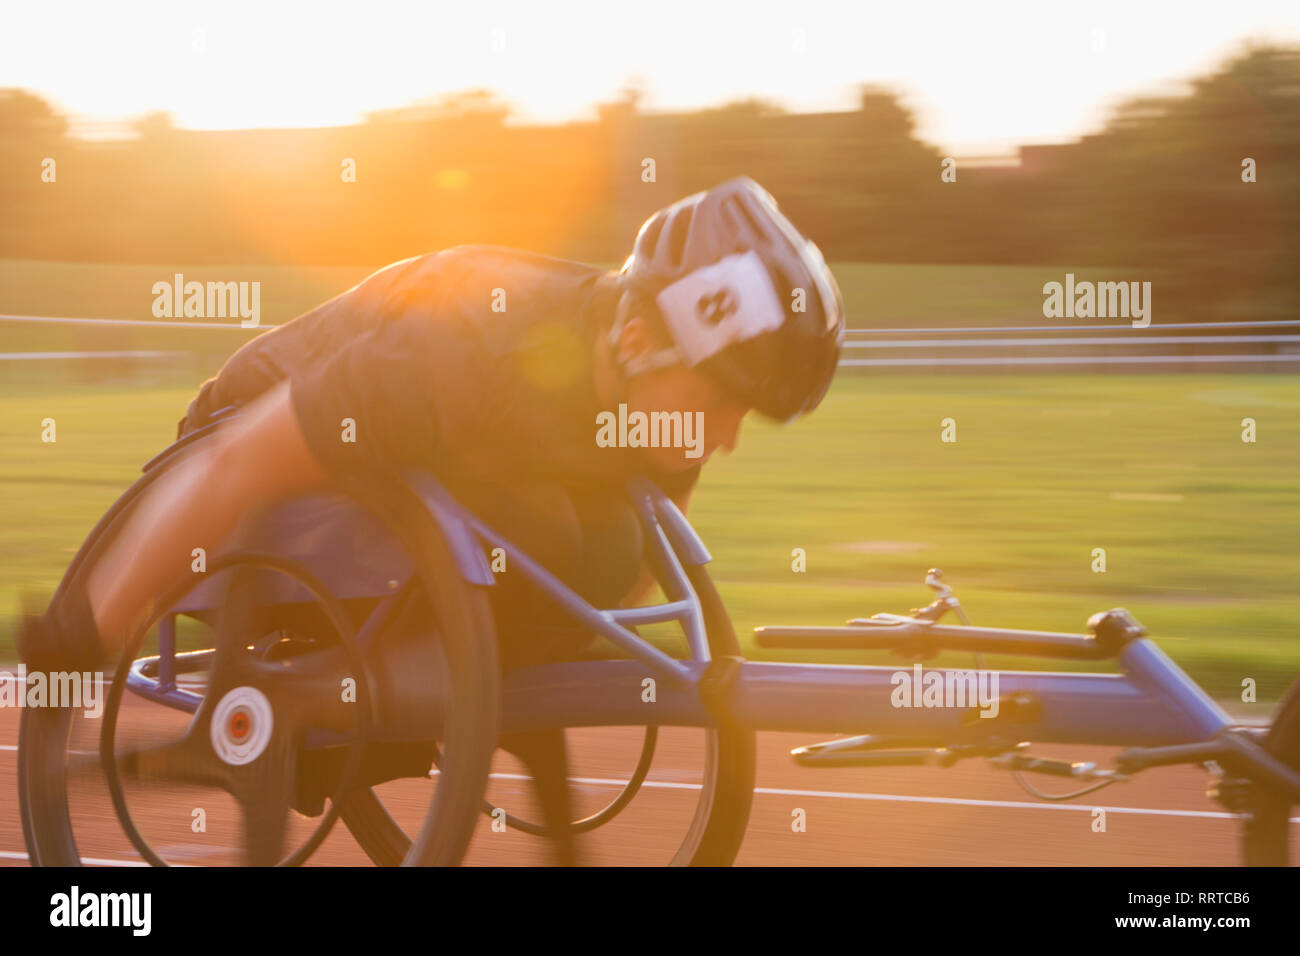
{"left": 2, "top": 258, "right": 1298, "bottom": 703}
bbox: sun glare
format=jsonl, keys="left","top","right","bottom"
{"left": 2, "top": 0, "right": 1298, "bottom": 152}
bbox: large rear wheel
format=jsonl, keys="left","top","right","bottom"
{"left": 1241, "top": 676, "right": 1300, "bottom": 865}
{"left": 339, "top": 558, "right": 755, "bottom": 866}
{"left": 19, "top": 459, "right": 500, "bottom": 867}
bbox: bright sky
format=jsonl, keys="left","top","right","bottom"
{"left": 3, "top": 0, "right": 1298, "bottom": 155}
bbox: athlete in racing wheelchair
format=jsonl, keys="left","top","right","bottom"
{"left": 18, "top": 176, "right": 846, "bottom": 865}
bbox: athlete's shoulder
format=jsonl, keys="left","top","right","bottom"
{"left": 432, "top": 244, "right": 605, "bottom": 288}
{"left": 343, "top": 245, "right": 605, "bottom": 307}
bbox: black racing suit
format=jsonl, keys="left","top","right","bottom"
{"left": 179, "top": 246, "right": 700, "bottom": 668}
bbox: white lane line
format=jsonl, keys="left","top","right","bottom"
{"left": 4, "top": 747, "right": 1294, "bottom": 824}
{"left": 476, "top": 770, "right": 1300, "bottom": 823}
{"left": 1, "top": 774, "right": 1294, "bottom": 866}
{"left": 0, "top": 850, "right": 150, "bottom": 867}
{"left": 746, "top": 784, "right": 1292, "bottom": 821}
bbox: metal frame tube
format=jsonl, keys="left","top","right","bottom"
{"left": 121, "top": 472, "right": 1233, "bottom": 758}
{"left": 493, "top": 660, "right": 1206, "bottom": 746}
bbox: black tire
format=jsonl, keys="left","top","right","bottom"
{"left": 21, "top": 437, "right": 186, "bottom": 867}
{"left": 17, "top": 704, "right": 79, "bottom": 866}
{"left": 351, "top": 473, "right": 500, "bottom": 867}
{"left": 1242, "top": 676, "right": 1300, "bottom": 866}
{"left": 340, "top": 556, "right": 756, "bottom": 866}
{"left": 19, "top": 440, "right": 500, "bottom": 867}
{"left": 676, "top": 561, "right": 756, "bottom": 867}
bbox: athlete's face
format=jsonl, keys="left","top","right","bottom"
{"left": 616, "top": 315, "right": 750, "bottom": 473}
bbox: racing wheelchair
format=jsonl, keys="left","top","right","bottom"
{"left": 18, "top": 411, "right": 1300, "bottom": 866}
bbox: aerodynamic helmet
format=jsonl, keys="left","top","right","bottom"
{"left": 612, "top": 176, "right": 845, "bottom": 422}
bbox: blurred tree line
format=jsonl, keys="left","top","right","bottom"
{"left": 0, "top": 44, "right": 1295, "bottom": 321}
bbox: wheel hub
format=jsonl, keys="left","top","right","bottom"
{"left": 210, "top": 686, "right": 274, "bottom": 765}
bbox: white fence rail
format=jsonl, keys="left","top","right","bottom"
{"left": 3, "top": 314, "right": 1299, "bottom": 369}
{"left": 842, "top": 319, "right": 1300, "bottom": 369}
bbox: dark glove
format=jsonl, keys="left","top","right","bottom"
{"left": 16, "top": 585, "right": 106, "bottom": 673}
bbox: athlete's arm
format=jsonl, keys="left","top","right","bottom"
{"left": 85, "top": 381, "right": 328, "bottom": 654}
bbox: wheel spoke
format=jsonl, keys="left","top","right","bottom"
{"left": 253, "top": 644, "right": 360, "bottom": 738}
{"left": 235, "top": 739, "right": 297, "bottom": 866}
{"left": 208, "top": 565, "right": 277, "bottom": 687}
{"left": 116, "top": 729, "right": 233, "bottom": 792}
